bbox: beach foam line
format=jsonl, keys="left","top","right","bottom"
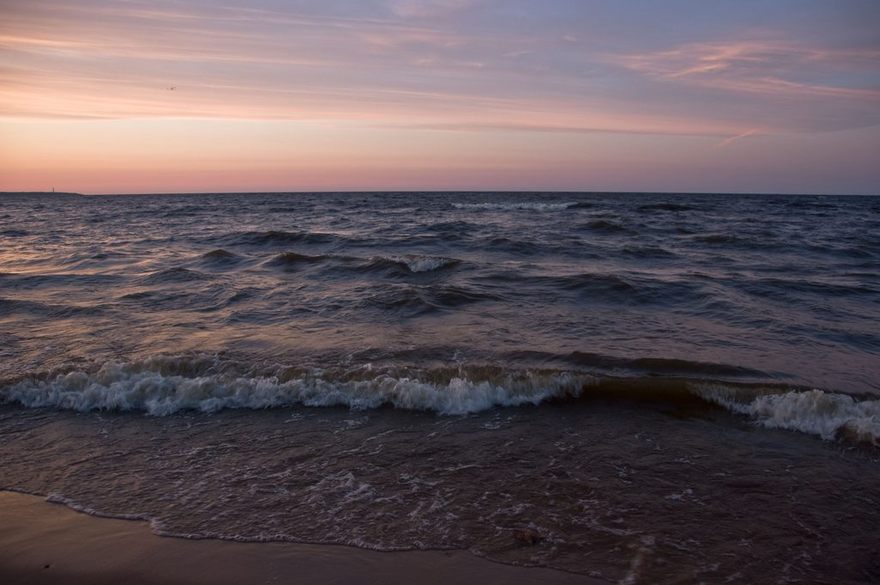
{"left": 0, "top": 491, "right": 593, "bottom": 585}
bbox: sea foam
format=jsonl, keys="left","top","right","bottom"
{"left": 3, "top": 359, "right": 878, "bottom": 446}
{"left": 1, "top": 361, "right": 589, "bottom": 416}
{"left": 384, "top": 255, "right": 459, "bottom": 273}
{"left": 698, "top": 386, "right": 880, "bottom": 446}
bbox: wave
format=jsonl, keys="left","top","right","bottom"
{"left": 545, "top": 273, "right": 636, "bottom": 294}
{"left": 362, "top": 284, "right": 498, "bottom": 315}
{"left": 425, "top": 220, "right": 477, "bottom": 241}
{"left": 0, "top": 297, "right": 105, "bottom": 318}
{"left": 785, "top": 200, "right": 838, "bottom": 210}
{"left": 578, "top": 219, "right": 629, "bottom": 234}
{"left": 200, "top": 249, "right": 241, "bottom": 263}
{"left": 264, "top": 251, "right": 327, "bottom": 269}
{"left": 698, "top": 386, "right": 879, "bottom": 446}
{"left": 140, "top": 267, "right": 210, "bottom": 285}
{"left": 266, "top": 206, "right": 303, "bottom": 213}
{"left": 621, "top": 245, "right": 677, "bottom": 259}
{"left": 2, "top": 357, "right": 877, "bottom": 446}
{"left": 0, "top": 273, "right": 121, "bottom": 289}
{"left": 494, "top": 273, "right": 709, "bottom": 305}
{"left": 749, "top": 277, "right": 879, "bottom": 298}
{"left": 485, "top": 237, "right": 541, "bottom": 255}
{"left": 693, "top": 233, "right": 747, "bottom": 245}
{"left": 220, "top": 230, "right": 343, "bottom": 246}
{"left": 1, "top": 361, "right": 588, "bottom": 416}
{"left": 368, "top": 255, "right": 460, "bottom": 274}
{"left": 452, "top": 202, "right": 577, "bottom": 211}
{"left": 259, "top": 252, "right": 460, "bottom": 275}
{"left": 562, "top": 351, "right": 771, "bottom": 378}
{"left": 45, "top": 492, "right": 157, "bottom": 525}
{"left": 637, "top": 203, "right": 695, "bottom": 212}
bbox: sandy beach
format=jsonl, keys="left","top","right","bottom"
{"left": 0, "top": 491, "right": 595, "bottom": 585}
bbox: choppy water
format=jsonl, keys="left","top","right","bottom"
{"left": 1, "top": 191, "right": 879, "bottom": 583}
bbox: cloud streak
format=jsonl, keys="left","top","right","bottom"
{"left": 1, "top": 0, "right": 878, "bottom": 193}
{"left": 3, "top": 1, "right": 876, "bottom": 133}
{"left": 614, "top": 41, "right": 880, "bottom": 99}
{"left": 716, "top": 128, "right": 761, "bottom": 148}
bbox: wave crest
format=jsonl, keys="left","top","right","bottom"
{"left": 3, "top": 357, "right": 877, "bottom": 447}
{"left": 371, "top": 255, "right": 460, "bottom": 273}
{"left": 698, "top": 386, "right": 880, "bottom": 446}
{"left": 222, "top": 230, "right": 342, "bottom": 246}
{"left": 1, "top": 361, "right": 589, "bottom": 416}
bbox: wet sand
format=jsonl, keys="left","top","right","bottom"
{"left": 0, "top": 491, "right": 595, "bottom": 585}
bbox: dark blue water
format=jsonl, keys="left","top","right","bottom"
{"left": 2, "top": 191, "right": 878, "bottom": 394}
{"left": 1, "top": 192, "right": 879, "bottom": 583}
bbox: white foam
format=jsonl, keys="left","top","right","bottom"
{"left": 452, "top": 202, "right": 576, "bottom": 211}
{"left": 698, "top": 386, "right": 880, "bottom": 446}
{"left": 2, "top": 362, "right": 590, "bottom": 416}
{"left": 386, "top": 255, "right": 457, "bottom": 273}
{"left": 45, "top": 492, "right": 168, "bottom": 533}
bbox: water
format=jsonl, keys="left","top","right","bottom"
{"left": 1, "top": 191, "right": 879, "bottom": 583}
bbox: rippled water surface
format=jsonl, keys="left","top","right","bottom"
{"left": 2, "top": 192, "right": 879, "bottom": 392}
{"left": 1, "top": 191, "right": 879, "bottom": 583}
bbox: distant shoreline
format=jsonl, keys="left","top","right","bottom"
{"left": 1, "top": 190, "right": 875, "bottom": 198}
{"left": 0, "top": 191, "right": 84, "bottom": 197}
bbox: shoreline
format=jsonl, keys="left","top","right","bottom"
{"left": 0, "top": 491, "right": 596, "bottom": 585}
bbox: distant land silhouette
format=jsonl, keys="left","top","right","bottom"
{"left": 0, "top": 191, "right": 84, "bottom": 197}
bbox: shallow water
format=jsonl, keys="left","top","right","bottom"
{"left": 2, "top": 402, "right": 878, "bottom": 583}
{"left": 1, "top": 191, "right": 879, "bottom": 582}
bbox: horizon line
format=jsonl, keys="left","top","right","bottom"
{"left": 2, "top": 189, "right": 877, "bottom": 197}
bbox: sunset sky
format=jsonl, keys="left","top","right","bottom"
{"left": 1, "top": 0, "right": 878, "bottom": 194}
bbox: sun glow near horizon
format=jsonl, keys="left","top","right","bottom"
{"left": 1, "top": 0, "right": 878, "bottom": 194}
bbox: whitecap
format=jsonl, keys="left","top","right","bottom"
{"left": 386, "top": 255, "right": 458, "bottom": 273}
{"left": 1, "top": 361, "right": 591, "bottom": 416}
{"left": 697, "top": 386, "right": 880, "bottom": 446}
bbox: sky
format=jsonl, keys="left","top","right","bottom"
{"left": 0, "top": 0, "right": 878, "bottom": 194}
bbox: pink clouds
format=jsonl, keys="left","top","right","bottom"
{"left": 613, "top": 40, "right": 880, "bottom": 99}
{"left": 1, "top": 1, "right": 878, "bottom": 194}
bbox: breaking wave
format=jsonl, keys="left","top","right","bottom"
{"left": 2, "top": 357, "right": 877, "bottom": 446}
{"left": 370, "top": 255, "right": 460, "bottom": 273}
{"left": 698, "top": 386, "right": 880, "bottom": 446}
{"left": 1, "top": 360, "right": 589, "bottom": 416}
